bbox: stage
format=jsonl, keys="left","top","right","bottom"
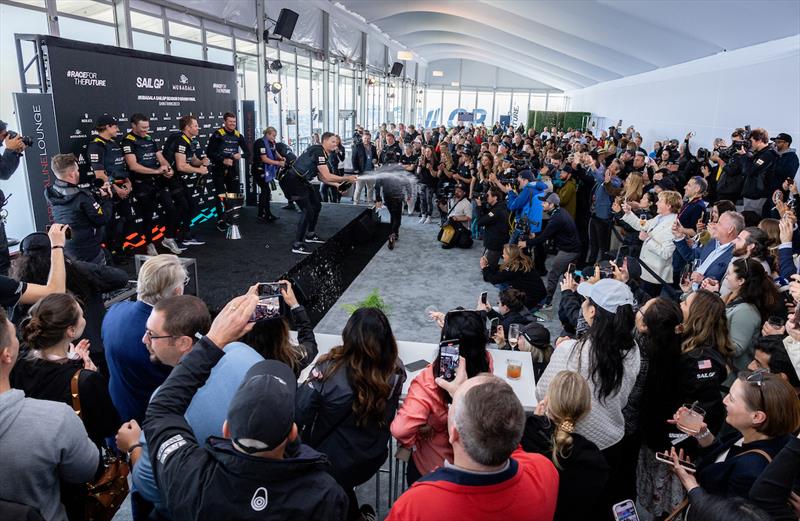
{"left": 124, "top": 202, "right": 389, "bottom": 323}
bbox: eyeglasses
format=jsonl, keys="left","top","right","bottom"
{"left": 144, "top": 330, "right": 174, "bottom": 341}
{"left": 746, "top": 369, "right": 770, "bottom": 410}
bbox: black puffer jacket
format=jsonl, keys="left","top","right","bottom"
{"left": 295, "top": 358, "right": 407, "bottom": 489}
{"left": 742, "top": 146, "right": 779, "bottom": 199}
{"left": 44, "top": 179, "right": 112, "bottom": 262}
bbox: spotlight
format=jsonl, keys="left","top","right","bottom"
{"left": 268, "top": 60, "right": 283, "bottom": 71}
{"left": 270, "top": 81, "right": 283, "bottom": 94}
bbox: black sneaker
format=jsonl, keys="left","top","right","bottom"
{"left": 305, "top": 233, "right": 325, "bottom": 244}
{"left": 216, "top": 221, "right": 229, "bottom": 232}
{"left": 282, "top": 203, "right": 296, "bottom": 210}
{"left": 292, "top": 243, "right": 312, "bottom": 255}
{"left": 388, "top": 233, "right": 396, "bottom": 250}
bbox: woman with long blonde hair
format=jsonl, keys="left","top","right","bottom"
{"left": 480, "top": 244, "right": 546, "bottom": 309}
{"left": 522, "top": 371, "right": 609, "bottom": 520}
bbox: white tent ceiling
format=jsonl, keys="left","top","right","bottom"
{"left": 335, "top": 0, "right": 800, "bottom": 91}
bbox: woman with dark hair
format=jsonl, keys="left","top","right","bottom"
{"left": 670, "top": 371, "right": 800, "bottom": 502}
{"left": 635, "top": 297, "right": 690, "bottom": 517}
{"left": 392, "top": 310, "right": 491, "bottom": 485}
{"left": 295, "top": 307, "right": 406, "bottom": 520}
{"left": 10, "top": 232, "right": 128, "bottom": 374}
{"left": 240, "top": 281, "right": 317, "bottom": 377}
{"left": 709, "top": 258, "right": 781, "bottom": 373}
{"left": 536, "top": 279, "right": 640, "bottom": 517}
{"left": 12, "top": 293, "right": 119, "bottom": 446}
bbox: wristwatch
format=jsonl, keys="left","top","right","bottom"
{"left": 126, "top": 443, "right": 143, "bottom": 463}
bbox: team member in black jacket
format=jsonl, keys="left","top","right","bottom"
{"left": 143, "top": 292, "right": 348, "bottom": 521}
{"left": 251, "top": 127, "right": 284, "bottom": 222}
{"left": 475, "top": 186, "right": 509, "bottom": 267}
{"left": 45, "top": 154, "right": 113, "bottom": 264}
{"left": 87, "top": 115, "right": 138, "bottom": 262}
{"left": 380, "top": 133, "right": 402, "bottom": 164}
{"left": 526, "top": 192, "right": 581, "bottom": 308}
{"left": 280, "top": 132, "right": 357, "bottom": 255}
{"left": 207, "top": 113, "right": 249, "bottom": 232}
{"left": 122, "top": 113, "right": 183, "bottom": 255}
{"left": 161, "top": 115, "right": 209, "bottom": 246}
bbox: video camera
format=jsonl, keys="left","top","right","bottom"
{"left": 7, "top": 130, "right": 33, "bottom": 147}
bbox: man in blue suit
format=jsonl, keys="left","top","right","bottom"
{"left": 672, "top": 210, "right": 744, "bottom": 286}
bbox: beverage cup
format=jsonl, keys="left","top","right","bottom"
{"left": 677, "top": 403, "right": 706, "bottom": 435}
{"left": 506, "top": 359, "right": 522, "bottom": 380}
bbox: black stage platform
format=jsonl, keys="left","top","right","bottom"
{"left": 127, "top": 203, "right": 388, "bottom": 324}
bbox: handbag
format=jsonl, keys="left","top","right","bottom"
{"left": 70, "top": 370, "right": 130, "bottom": 521}
{"left": 438, "top": 223, "right": 456, "bottom": 245}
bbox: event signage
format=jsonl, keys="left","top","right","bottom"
{"left": 13, "top": 92, "right": 60, "bottom": 229}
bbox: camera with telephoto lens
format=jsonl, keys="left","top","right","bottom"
{"left": 7, "top": 130, "right": 33, "bottom": 147}
{"left": 696, "top": 148, "right": 711, "bottom": 162}
{"left": 515, "top": 216, "right": 532, "bottom": 235}
{"left": 436, "top": 180, "right": 455, "bottom": 204}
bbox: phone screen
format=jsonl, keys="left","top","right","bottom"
{"left": 249, "top": 283, "right": 283, "bottom": 322}
{"left": 480, "top": 291, "right": 488, "bottom": 305}
{"left": 489, "top": 317, "right": 499, "bottom": 337}
{"left": 612, "top": 500, "right": 640, "bottom": 521}
{"left": 437, "top": 340, "right": 460, "bottom": 381}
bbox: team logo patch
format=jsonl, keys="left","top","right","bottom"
{"left": 250, "top": 487, "right": 268, "bottom": 511}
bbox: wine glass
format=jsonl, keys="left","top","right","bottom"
{"left": 508, "top": 324, "right": 520, "bottom": 350}
{"left": 425, "top": 305, "right": 439, "bottom": 322}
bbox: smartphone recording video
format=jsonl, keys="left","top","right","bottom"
{"left": 480, "top": 291, "right": 488, "bottom": 305}
{"left": 436, "top": 339, "right": 460, "bottom": 382}
{"left": 249, "top": 282, "right": 284, "bottom": 322}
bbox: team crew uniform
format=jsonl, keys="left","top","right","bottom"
{"left": 122, "top": 132, "right": 178, "bottom": 250}
{"left": 87, "top": 135, "right": 139, "bottom": 256}
{"left": 207, "top": 127, "right": 249, "bottom": 228}
{"left": 251, "top": 137, "right": 280, "bottom": 221}
{"left": 161, "top": 132, "right": 203, "bottom": 244}
{"left": 280, "top": 144, "right": 329, "bottom": 254}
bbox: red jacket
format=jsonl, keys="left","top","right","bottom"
{"left": 391, "top": 354, "right": 494, "bottom": 475}
{"left": 386, "top": 448, "right": 559, "bottom": 521}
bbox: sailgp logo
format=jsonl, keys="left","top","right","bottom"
{"left": 250, "top": 487, "right": 268, "bottom": 511}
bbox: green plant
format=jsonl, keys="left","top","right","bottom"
{"left": 342, "top": 289, "right": 391, "bottom": 316}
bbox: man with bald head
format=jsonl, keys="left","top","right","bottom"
{"left": 387, "top": 368, "right": 558, "bottom": 521}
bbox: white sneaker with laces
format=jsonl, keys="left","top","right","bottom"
{"left": 146, "top": 243, "right": 158, "bottom": 257}
{"left": 162, "top": 238, "right": 186, "bottom": 254}
{"left": 418, "top": 216, "right": 426, "bottom": 224}
{"left": 424, "top": 216, "right": 431, "bottom": 224}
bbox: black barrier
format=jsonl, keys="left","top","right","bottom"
{"left": 241, "top": 100, "right": 257, "bottom": 206}
{"left": 13, "top": 92, "right": 60, "bottom": 229}
{"left": 39, "top": 35, "right": 238, "bottom": 225}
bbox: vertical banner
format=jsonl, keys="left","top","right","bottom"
{"left": 13, "top": 93, "right": 60, "bottom": 229}
{"left": 241, "top": 100, "right": 256, "bottom": 206}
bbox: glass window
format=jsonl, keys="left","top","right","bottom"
{"left": 283, "top": 64, "right": 298, "bottom": 148}
{"left": 548, "top": 94, "right": 566, "bottom": 112}
{"left": 328, "top": 66, "right": 335, "bottom": 135}
{"left": 57, "top": 0, "right": 114, "bottom": 23}
{"left": 169, "top": 21, "right": 202, "bottom": 43}
{"left": 206, "top": 31, "right": 232, "bottom": 50}
{"left": 494, "top": 92, "right": 512, "bottom": 122}
{"left": 460, "top": 90, "right": 477, "bottom": 114}
{"left": 170, "top": 40, "right": 203, "bottom": 60}
{"left": 425, "top": 87, "right": 443, "bottom": 127}
{"left": 236, "top": 38, "right": 258, "bottom": 55}
{"left": 530, "top": 94, "right": 547, "bottom": 111}
{"left": 10, "top": 0, "right": 45, "bottom": 7}
{"left": 476, "top": 91, "right": 493, "bottom": 126}
{"left": 206, "top": 48, "right": 232, "bottom": 65}
{"left": 132, "top": 31, "right": 164, "bottom": 54}
{"left": 442, "top": 89, "right": 459, "bottom": 127}
{"left": 311, "top": 67, "right": 324, "bottom": 135}
{"left": 265, "top": 46, "right": 279, "bottom": 60}
{"left": 130, "top": 10, "right": 162, "bottom": 33}
{"left": 415, "top": 87, "right": 425, "bottom": 128}
{"left": 297, "top": 67, "right": 312, "bottom": 152}
{"left": 59, "top": 17, "right": 116, "bottom": 45}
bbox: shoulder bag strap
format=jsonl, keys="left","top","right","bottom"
{"left": 736, "top": 448, "right": 773, "bottom": 463}
{"left": 70, "top": 369, "right": 83, "bottom": 420}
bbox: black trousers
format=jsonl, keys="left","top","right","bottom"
{"left": 133, "top": 182, "right": 178, "bottom": 240}
{"left": 281, "top": 174, "right": 321, "bottom": 244}
{"left": 254, "top": 175, "right": 273, "bottom": 217}
{"left": 106, "top": 195, "right": 139, "bottom": 252}
{"left": 587, "top": 215, "right": 612, "bottom": 265}
{"left": 172, "top": 183, "right": 198, "bottom": 240}
{"left": 212, "top": 166, "right": 239, "bottom": 222}
{"left": 321, "top": 183, "right": 341, "bottom": 203}
{"left": 386, "top": 196, "right": 403, "bottom": 236}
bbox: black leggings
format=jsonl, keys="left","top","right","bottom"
{"left": 281, "top": 174, "right": 321, "bottom": 244}
{"left": 212, "top": 166, "right": 240, "bottom": 222}
{"left": 587, "top": 215, "right": 612, "bottom": 264}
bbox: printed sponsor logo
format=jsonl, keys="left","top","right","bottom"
{"left": 66, "top": 70, "right": 107, "bottom": 87}
{"left": 136, "top": 77, "right": 165, "bottom": 89}
{"left": 213, "top": 82, "right": 231, "bottom": 94}
{"left": 173, "top": 74, "right": 196, "bottom": 92}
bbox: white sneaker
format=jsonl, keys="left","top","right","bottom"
{"left": 424, "top": 216, "right": 431, "bottom": 224}
{"left": 418, "top": 216, "right": 426, "bottom": 224}
{"left": 162, "top": 238, "right": 186, "bottom": 254}
{"left": 146, "top": 243, "right": 158, "bottom": 257}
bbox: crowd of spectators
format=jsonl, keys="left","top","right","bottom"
{"left": 1, "top": 118, "right": 800, "bottom": 521}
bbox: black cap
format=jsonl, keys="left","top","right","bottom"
{"left": 0, "top": 120, "right": 7, "bottom": 132}
{"left": 521, "top": 323, "right": 550, "bottom": 347}
{"left": 96, "top": 114, "right": 118, "bottom": 127}
{"left": 772, "top": 133, "right": 792, "bottom": 145}
{"left": 656, "top": 178, "right": 677, "bottom": 191}
{"left": 227, "top": 360, "right": 296, "bottom": 454}
{"left": 19, "top": 232, "right": 50, "bottom": 256}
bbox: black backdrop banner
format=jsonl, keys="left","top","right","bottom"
{"left": 13, "top": 92, "right": 60, "bottom": 229}
{"left": 241, "top": 100, "right": 257, "bottom": 206}
{"left": 41, "top": 35, "right": 237, "bottom": 222}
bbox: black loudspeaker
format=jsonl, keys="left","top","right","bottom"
{"left": 390, "top": 62, "right": 404, "bottom": 77}
{"left": 274, "top": 9, "right": 299, "bottom": 40}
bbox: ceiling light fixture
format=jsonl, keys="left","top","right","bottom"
{"left": 451, "top": 81, "right": 459, "bottom": 87}
{"left": 432, "top": 70, "right": 444, "bottom": 77}
{"left": 270, "top": 81, "right": 283, "bottom": 94}
{"left": 397, "top": 50, "right": 413, "bottom": 61}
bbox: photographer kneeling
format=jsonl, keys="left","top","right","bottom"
{"left": 475, "top": 186, "right": 509, "bottom": 267}
{"left": 439, "top": 183, "right": 473, "bottom": 249}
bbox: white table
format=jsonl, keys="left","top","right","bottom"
{"left": 297, "top": 332, "right": 538, "bottom": 410}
